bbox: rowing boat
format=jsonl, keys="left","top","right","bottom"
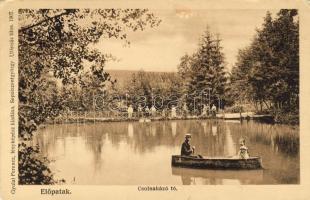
{"left": 171, "top": 155, "right": 263, "bottom": 170}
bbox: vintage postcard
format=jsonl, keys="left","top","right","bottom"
{"left": 0, "top": 0, "right": 310, "bottom": 199}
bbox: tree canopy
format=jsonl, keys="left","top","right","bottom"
{"left": 18, "top": 9, "right": 161, "bottom": 184}
{"left": 229, "top": 10, "right": 299, "bottom": 114}
{"left": 178, "top": 28, "right": 227, "bottom": 112}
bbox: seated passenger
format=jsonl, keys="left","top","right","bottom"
{"left": 238, "top": 138, "right": 250, "bottom": 159}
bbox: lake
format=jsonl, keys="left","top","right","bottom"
{"left": 33, "top": 120, "right": 299, "bottom": 185}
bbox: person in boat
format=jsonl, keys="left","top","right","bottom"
{"left": 238, "top": 138, "right": 250, "bottom": 159}
{"left": 181, "top": 134, "right": 195, "bottom": 156}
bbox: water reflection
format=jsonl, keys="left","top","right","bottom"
{"left": 171, "top": 121, "right": 177, "bottom": 137}
{"left": 151, "top": 124, "right": 157, "bottom": 137}
{"left": 201, "top": 122, "right": 207, "bottom": 134}
{"left": 224, "top": 125, "right": 236, "bottom": 157}
{"left": 34, "top": 120, "right": 299, "bottom": 185}
{"left": 172, "top": 167, "right": 264, "bottom": 185}
{"left": 128, "top": 123, "right": 133, "bottom": 138}
{"left": 212, "top": 125, "right": 217, "bottom": 136}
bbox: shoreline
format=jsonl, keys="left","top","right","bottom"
{"left": 44, "top": 112, "right": 296, "bottom": 125}
{"left": 44, "top": 111, "right": 299, "bottom": 126}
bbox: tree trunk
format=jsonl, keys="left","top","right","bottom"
{"left": 263, "top": 100, "right": 270, "bottom": 110}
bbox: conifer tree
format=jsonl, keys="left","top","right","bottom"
{"left": 230, "top": 9, "right": 299, "bottom": 115}
{"left": 181, "top": 28, "right": 227, "bottom": 111}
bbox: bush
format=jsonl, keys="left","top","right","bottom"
{"left": 18, "top": 143, "right": 65, "bottom": 185}
{"left": 224, "top": 105, "right": 244, "bottom": 113}
{"left": 273, "top": 110, "right": 299, "bottom": 125}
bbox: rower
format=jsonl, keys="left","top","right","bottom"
{"left": 181, "top": 134, "right": 195, "bottom": 156}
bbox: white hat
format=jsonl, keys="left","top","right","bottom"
{"left": 185, "top": 133, "right": 192, "bottom": 138}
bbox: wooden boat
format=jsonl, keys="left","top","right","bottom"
{"left": 171, "top": 155, "right": 263, "bottom": 170}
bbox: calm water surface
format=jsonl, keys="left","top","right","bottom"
{"left": 34, "top": 120, "right": 299, "bottom": 185}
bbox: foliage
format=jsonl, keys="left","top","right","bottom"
{"left": 272, "top": 110, "right": 299, "bottom": 125}
{"left": 19, "top": 75, "right": 63, "bottom": 140}
{"left": 229, "top": 10, "right": 299, "bottom": 116}
{"left": 178, "top": 28, "right": 227, "bottom": 112}
{"left": 224, "top": 104, "right": 245, "bottom": 113}
{"left": 18, "top": 143, "right": 65, "bottom": 185}
{"left": 18, "top": 9, "right": 161, "bottom": 184}
{"left": 123, "top": 70, "right": 182, "bottom": 109}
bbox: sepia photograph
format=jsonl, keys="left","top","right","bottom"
{"left": 16, "top": 8, "right": 300, "bottom": 186}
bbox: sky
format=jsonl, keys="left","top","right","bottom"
{"left": 94, "top": 9, "right": 277, "bottom": 72}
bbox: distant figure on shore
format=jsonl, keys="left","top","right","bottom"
{"left": 181, "top": 134, "right": 195, "bottom": 156}
{"left": 145, "top": 106, "right": 150, "bottom": 117}
{"left": 127, "top": 105, "right": 133, "bottom": 118}
{"left": 211, "top": 104, "right": 217, "bottom": 117}
{"left": 162, "top": 108, "right": 167, "bottom": 118}
{"left": 182, "top": 103, "right": 188, "bottom": 116}
{"left": 171, "top": 106, "right": 177, "bottom": 118}
{"left": 201, "top": 104, "right": 209, "bottom": 117}
{"left": 151, "top": 105, "right": 157, "bottom": 116}
{"left": 206, "top": 104, "right": 210, "bottom": 116}
{"left": 238, "top": 138, "right": 250, "bottom": 159}
{"left": 137, "top": 104, "right": 143, "bottom": 117}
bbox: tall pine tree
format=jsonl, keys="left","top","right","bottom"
{"left": 181, "top": 28, "right": 227, "bottom": 112}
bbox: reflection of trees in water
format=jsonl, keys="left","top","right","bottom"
{"left": 129, "top": 120, "right": 227, "bottom": 156}
{"left": 103, "top": 123, "right": 126, "bottom": 149}
{"left": 128, "top": 122, "right": 178, "bottom": 154}
{"left": 171, "top": 121, "right": 177, "bottom": 137}
{"left": 36, "top": 124, "right": 107, "bottom": 172}
{"left": 73, "top": 120, "right": 236, "bottom": 157}
{"left": 37, "top": 121, "right": 299, "bottom": 159}
{"left": 83, "top": 125, "right": 105, "bottom": 172}
{"left": 34, "top": 120, "right": 299, "bottom": 184}
{"left": 35, "top": 124, "right": 76, "bottom": 158}
{"left": 226, "top": 121, "right": 299, "bottom": 184}
{"left": 223, "top": 124, "right": 236, "bottom": 156}
{"left": 228, "top": 121, "right": 299, "bottom": 156}
{"left": 262, "top": 161, "right": 300, "bottom": 184}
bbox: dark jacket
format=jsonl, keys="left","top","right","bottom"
{"left": 181, "top": 141, "right": 193, "bottom": 156}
